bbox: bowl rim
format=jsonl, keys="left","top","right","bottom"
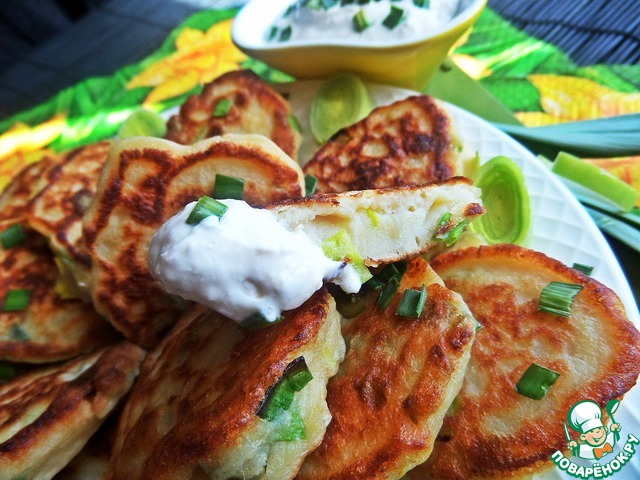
{"left": 232, "top": 0, "right": 487, "bottom": 51}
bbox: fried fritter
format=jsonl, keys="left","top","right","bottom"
{"left": 297, "top": 257, "right": 476, "bottom": 479}
{"left": 28, "top": 141, "right": 111, "bottom": 294}
{"left": 0, "top": 341, "right": 145, "bottom": 480}
{"left": 107, "top": 287, "right": 344, "bottom": 480}
{"left": 83, "top": 134, "right": 305, "bottom": 348}
{"left": 166, "top": 69, "right": 301, "bottom": 159}
{"left": 302, "top": 95, "right": 460, "bottom": 193}
{"left": 267, "top": 177, "right": 485, "bottom": 267}
{"left": 408, "top": 244, "right": 640, "bottom": 479}
{"left": 0, "top": 230, "right": 119, "bottom": 363}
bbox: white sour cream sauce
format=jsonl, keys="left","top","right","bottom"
{"left": 149, "top": 199, "right": 361, "bottom": 324}
{"left": 269, "top": 0, "right": 460, "bottom": 43}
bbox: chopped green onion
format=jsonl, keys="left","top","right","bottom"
{"left": 322, "top": 230, "right": 372, "bottom": 283}
{"left": 257, "top": 356, "right": 313, "bottom": 421}
{"left": 304, "top": 174, "right": 318, "bottom": 196}
{"left": 10, "top": 324, "right": 29, "bottom": 341}
{"left": 310, "top": 73, "right": 373, "bottom": 144}
{"left": 383, "top": 6, "right": 406, "bottom": 29}
{"left": 357, "top": 0, "right": 370, "bottom": 4}
{"left": 353, "top": 9, "right": 371, "bottom": 33}
{"left": 288, "top": 113, "right": 302, "bottom": 133}
{"left": 377, "top": 276, "right": 400, "bottom": 310}
{"left": 212, "top": 174, "right": 244, "bottom": 200}
{"left": 436, "top": 212, "right": 452, "bottom": 230}
{"left": 118, "top": 109, "right": 167, "bottom": 138}
{"left": 435, "top": 219, "right": 469, "bottom": 247}
{"left": 0, "top": 362, "right": 16, "bottom": 382}
{"left": 240, "top": 312, "right": 283, "bottom": 330}
{"left": 280, "top": 25, "right": 292, "bottom": 41}
{"left": 572, "top": 263, "right": 594, "bottom": 276}
{"left": 271, "top": 404, "right": 307, "bottom": 441}
{"left": 516, "top": 363, "right": 560, "bottom": 400}
{"left": 269, "top": 26, "right": 278, "bottom": 40}
{"left": 539, "top": 282, "right": 584, "bottom": 317}
{"left": 471, "top": 155, "right": 531, "bottom": 245}
{"left": 552, "top": 152, "right": 638, "bottom": 212}
{"left": 213, "top": 98, "right": 233, "bottom": 118}
{"left": 365, "top": 208, "right": 380, "bottom": 227}
{"left": 341, "top": 0, "right": 355, "bottom": 5}
{"left": 186, "top": 196, "right": 228, "bottom": 225}
{"left": 397, "top": 285, "right": 427, "bottom": 318}
{"left": 367, "top": 261, "right": 407, "bottom": 290}
{"left": 3, "top": 289, "right": 31, "bottom": 312}
{"left": 0, "top": 224, "right": 26, "bottom": 249}
{"left": 413, "top": 0, "right": 430, "bottom": 7}
{"left": 322, "top": 0, "right": 339, "bottom": 8}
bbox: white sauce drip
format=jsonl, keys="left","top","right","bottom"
{"left": 149, "top": 199, "right": 361, "bottom": 324}
{"left": 269, "top": 0, "right": 460, "bottom": 44}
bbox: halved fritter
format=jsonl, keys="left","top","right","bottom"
{"left": 28, "top": 141, "right": 111, "bottom": 294}
{"left": 408, "top": 244, "right": 640, "bottom": 480}
{"left": 0, "top": 341, "right": 145, "bottom": 480}
{"left": 0, "top": 230, "right": 119, "bottom": 363}
{"left": 0, "top": 157, "right": 56, "bottom": 229}
{"left": 83, "top": 134, "right": 305, "bottom": 348}
{"left": 302, "top": 95, "right": 460, "bottom": 193}
{"left": 267, "top": 177, "right": 485, "bottom": 267}
{"left": 107, "top": 287, "right": 344, "bottom": 480}
{"left": 166, "top": 69, "right": 301, "bottom": 159}
{"left": 297, "top": 257, "right": 476, "bottom": 479}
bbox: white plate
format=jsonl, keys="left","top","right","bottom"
{"left": 277, "top": 80, "right": 640, "bottom": 480}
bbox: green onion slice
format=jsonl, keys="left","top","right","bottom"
{"left": 186, "top": 196, "right": 228, "bottom": 225}
{"left": 10, "top": 324, "right": 29, "bottom": 341}
{"left": 353, "top": 9, "right": 371, "bottom": 32}
{"left": 383, "top": 6, "right": 406, "bottom": 29}
{"left": 572, "top": 263, "right": 594, "bottom": 276}
{"left": 538, "top": 281, "right": 584, "bottom": 317}
{"left": 268, "top": 26, "right": 278, "bottom": 40}
{"left": 0, "top": 362, "right": 16, "bottom": 382}
{"left": 280, "top": 25, "right": 292, "bottom": 41}
{"left": 271, "top": 404, "right": 307, "bottom": 441}
{"left": 322, "top": 230, "right": 372, "bottom": 283}
{"left": 471, "top": 155, "right": 531, "bottom": 245}
{"left": 516, "top": 363, "right": 560, "bottom": 400}
{"left": 212, "top": 174, "right": 244, "bottom": 200}
{"left": 3, "top": 289, "right": 31, "bottom": 312}
{"left": 397, "top": 285, "right": 427, "bottom": 318}
{"left": 118, "top": 108, "right": 167, "bottom": 138}
{"left": 0, "top": 224, "right": 26, "bottom": 249}
{"left": 213, "top": 98, "right": 233, "bottom": 118}
{"left": 552, "top": 151, "right": 638, "bottom": 212}
{"left": 305, "top": 174, "right": 318, "bottom": 196}
{"left": 377, "top": 276, "right": 400, "bottom": 310}
{"left": 257, "top": 356, "right": 313, "bottom": 421}
{"left": 367, "top": 261, "right": 407, "bottom": 291}
{"left": 413, "top": 0, "right": 430, "bottom": 7}
{"left": 310, "top": 73, "right": 373, "bottom": 144}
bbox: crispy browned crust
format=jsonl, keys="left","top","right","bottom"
{"left": 0, "top": 231, "right": 120, "bottom": 363}
{"left": 303, "top": 95, "right": 459, "bottom": 193}
{"left": 298, "top": 258, "right": 476, "bottom": 479}
{"left": 0, "top": 341, "right": 145, "bottom": 478}
{"left": 0, "top": 156, "right": 57, "bottom": 229}
{"left": 28, "top": 141, "right": 110, "bottom": 268}
{"left": 83, "top": 135, "right": 304, "bottom": 348}
{"left": 107, "top": 288, "right": 332, "bottom": 479}
{"left": 411, "top": 244, "right": 640, "bottom": 479}
{"left": 166, "top": 69, "right": 300, "bottom": 158}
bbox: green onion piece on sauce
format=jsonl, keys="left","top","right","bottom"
{"left": 538, "top": 282, "right": 584, "bottom": 317}
{"left": 280, "top": 25, "right": 292, "bottom": 41}
{"left": 269, "top": 26, "right": 278, "bottom": 40}
{"left": 353, "top": 9, "right": 371, "bottom": 32}
{"left": 186, "top": 196, "right": 228, "bottom": 225}
{"left": 0, "top": 224, "right": 26, "bottom": 249}
{"left": 3, "top": 289, "right": 31, "bottom": 312}
{"left": 305, "top": 174, "right": 318, "bottom": 196}
{"left": 516, "top": 363, "right": 560, "bottom": 400}
{"left": 383, "top": 6, "right": 405, "bottom": 29}
{"left": 213, "top": 98, "right": 233, "bottom": 118}
{"left": 572, "top": 263, "right": 594, "bottom": 276}
{"left": 213, "top": 174, "right": 244, "bottom": 200}
{"left": 413, "top": 0, "right": 430, "bottom": 7}
{"left": 397, "top": 285, "right": 427, "bottom": 318}
{"left": 257, "top": 357, "right": 313, "bottom": 422}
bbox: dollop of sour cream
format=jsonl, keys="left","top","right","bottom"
{"left": 269, "top": 0, "right": 460, "bottom": 44}
{"left": 149, "top": 199, "right": 361, "bottom": 324}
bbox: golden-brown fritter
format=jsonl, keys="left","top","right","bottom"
{"left": 166, "top": 69, "right": 301, "bottom": 159}
{"left": 297, "top": 257, "right": 476, "bottom": 479}
{"left": 303, "top": 95, "right": 460, "bottom": 193}
{"left": 28, "top": 141, "right": 111, "bottom": 293}
{"left": 408, "top": 244, "right": 640, "bottom": 480}
{"left": 0, "top": 230, "right": 120, "bottom": 363}
{"left": 0, "top": 341, "right": 145, "bottom": 480}
{"left": 82, "top": 134, "right": 305, "bottom": 348}
{"left": 107, "top": 288, "right": 344, "bottom": 480}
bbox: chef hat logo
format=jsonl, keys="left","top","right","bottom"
{"left": 568, "top": 400, "right": 605, "bottom": 434}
